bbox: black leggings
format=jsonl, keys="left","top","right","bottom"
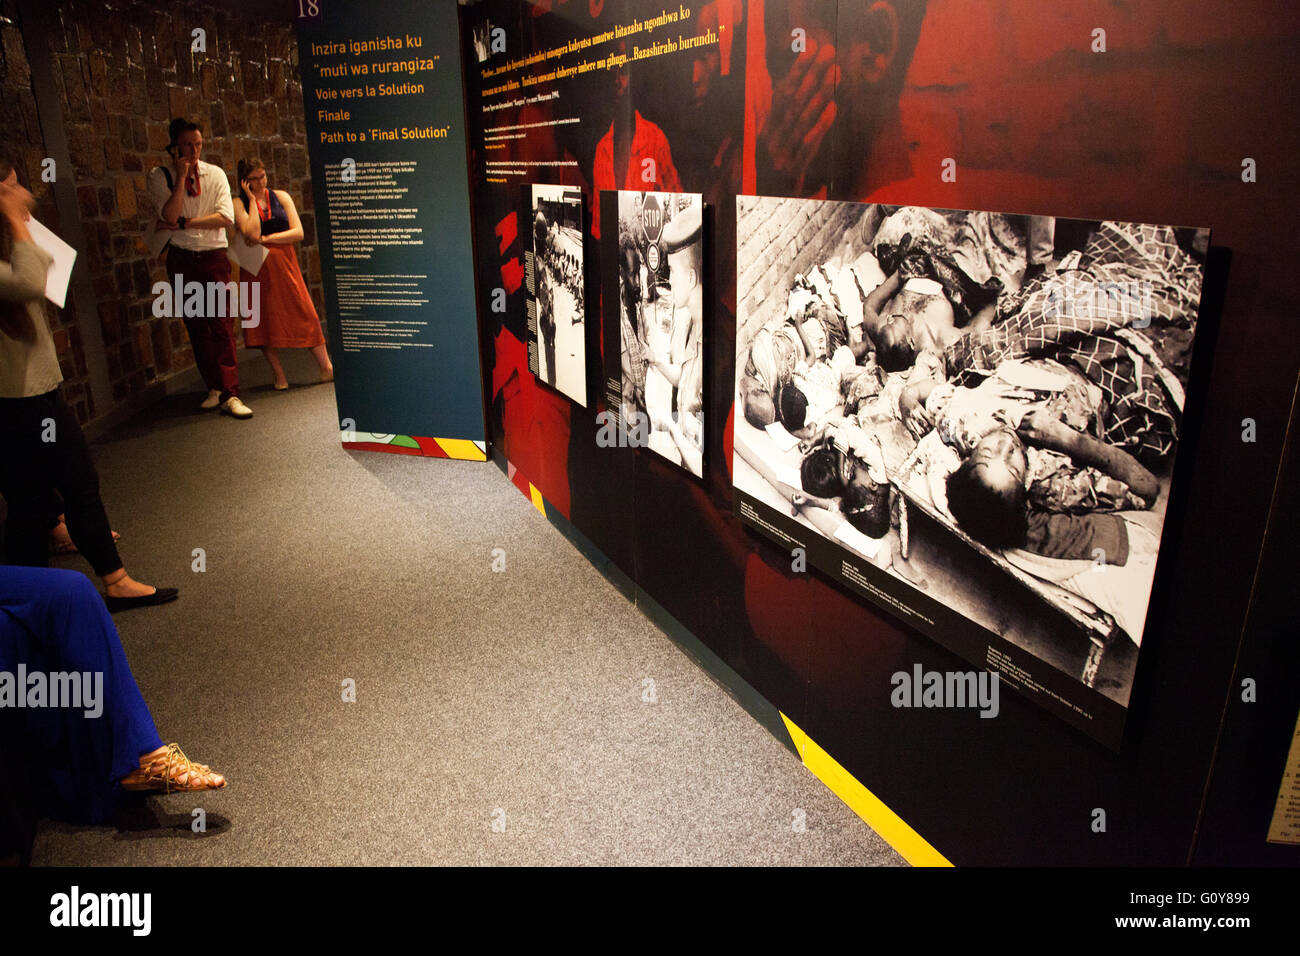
{"left": 0, "top": 390, "right": 122, "bottom": 577}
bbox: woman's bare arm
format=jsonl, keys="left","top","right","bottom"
{"left": 259, "top": 190, "right": 305, "bottom": 245}
{"left": 234, "top": 188, "right": 261, "bottom": 242}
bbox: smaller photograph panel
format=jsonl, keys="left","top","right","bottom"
{"left": 528, "top": 184, "right": 587, "bottom": 407}
{"left": 612, "top": 190, "right": 705, "bottom": 478}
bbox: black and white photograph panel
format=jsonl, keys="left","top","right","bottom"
{"left": 530, "top": 183, "right": 586, "bottom": 406}
{"left": 733, "top": 196, "right": 1208, "bottom": 716}
{"left": 615, "top": 190, "right": 705, "bottom": 477}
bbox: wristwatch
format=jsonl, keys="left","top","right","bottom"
{"left": 177, "top": 216, "right": 187, "bottom": 230}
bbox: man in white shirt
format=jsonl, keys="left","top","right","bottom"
{"left": 147, "top": 118, "right": 251, "bottom": 418}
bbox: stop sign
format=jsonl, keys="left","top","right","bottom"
{"left": 642, "top": 193, "right": 663, "bottom": 244}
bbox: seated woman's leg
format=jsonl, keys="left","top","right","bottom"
{"left": 40, "top": 393, "right": 122, "bottom": 578}
{"left": 0, "top": 568, "right": 164, "bottom": 823}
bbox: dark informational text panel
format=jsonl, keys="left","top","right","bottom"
{"left": 298, "top": 0, "right": 485, "bottom": 457}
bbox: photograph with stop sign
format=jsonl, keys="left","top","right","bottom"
{"left": 609, "top": 190, "right": 705, "bottom": 478}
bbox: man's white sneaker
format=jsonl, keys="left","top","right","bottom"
{"left": 199, "top": 389, "right": 222, "bottom": 410}
{"left": 220, "top": 396, "right": 253, "bottom": 419}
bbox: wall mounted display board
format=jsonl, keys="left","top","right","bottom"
{"left": 733, "top": 197, "right": 1210, "bottom": 749}
{"left": 297, "top": 0, "right": 486, "bottom": 460}
{"left": 526, "top": 184, "right": 588, "bottom": 405}
{"left": 461, "top": 0, "right": 1300, "bottom": 865}
{"left": 603, "top": 190, "right": 706, "bottom": 477}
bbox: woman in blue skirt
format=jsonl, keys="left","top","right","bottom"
{"left": 0, "top": 567, "right": 226, "bottom": 825}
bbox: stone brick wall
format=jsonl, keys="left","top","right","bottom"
{"left": 46, "top": 0, "right": 322, "bottom": 419}
{"left": 735, "top": 196, "right": 868, "bottom": 357}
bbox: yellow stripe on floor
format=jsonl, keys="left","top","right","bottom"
{"left": 529, "top": 483, "right": 546, "bottom": 516}
{"left": 781, "top": 713, "right": 951, "bottom": 867}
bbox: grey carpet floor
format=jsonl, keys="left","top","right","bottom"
{"left": 31, "top": 349, "right": 904, "bottom": 866}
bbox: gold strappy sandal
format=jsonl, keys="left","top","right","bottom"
{"left": 121, "top": 743, "right": 227, "bottom": 793}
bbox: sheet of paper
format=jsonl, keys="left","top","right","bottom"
{"left": 229, "top": 234, "right": 269, "bottom": 275}
{"left": 764, "top": 420, "right": 800, "bottom": 452}
{"left": 145, "top": 224, "right": 171, "bottom": 259}
{"left": 26, "top": 217, "right": 77, "bottom": 308}
{"left": 835, "top": 520, "right": 883, "bottom": 559}
{"left": 145, "top": 233, "right": 168, "bottom": 257}
{"left": 774, "top": 464, "right": 802, "bottom": 490}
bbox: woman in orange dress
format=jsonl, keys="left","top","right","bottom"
{"left": 232, "top": 158, "right": 333, "bottom": 389}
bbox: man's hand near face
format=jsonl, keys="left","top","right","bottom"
{"left": 160, "top": 153, "right": 192, "bottom": 225}
{"left": 760, "top": 38, "right": 839, "bottom": 197}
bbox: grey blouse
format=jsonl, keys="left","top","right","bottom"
{"left": 0, "top": 239, "right": 61, "bottom": 399}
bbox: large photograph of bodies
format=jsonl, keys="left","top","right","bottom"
{"left": 614, "top": 191, "right": 705, "bottom": 478}
{"left": 529, "top": 184, "right": 586, "bottom": 406}
{"left": 733, "top": 198, "right": 1208, "bottom": 707}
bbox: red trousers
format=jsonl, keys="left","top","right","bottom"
{"left": 167, "top": 247, "right": 240, "bottom": 400}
